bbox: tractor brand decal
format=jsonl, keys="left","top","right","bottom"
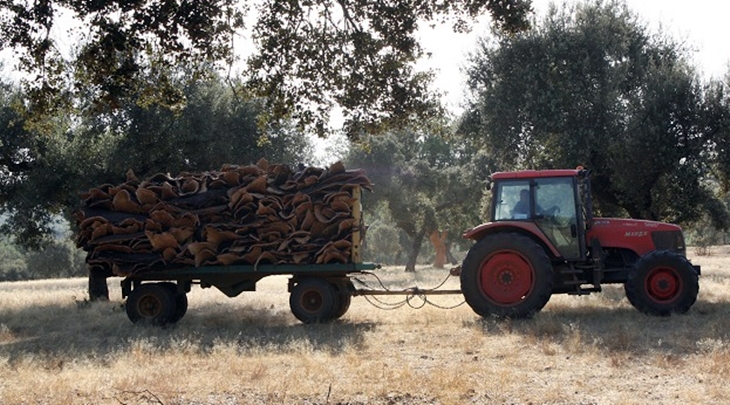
{"left": 624, "top": 231, "right": 648, "bottom": 237}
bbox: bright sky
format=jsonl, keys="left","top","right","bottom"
{"left": 418, "top": 0, "right": 730, "bottom": 116}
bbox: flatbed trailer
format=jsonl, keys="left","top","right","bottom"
{"left": 121, "top": 262, "right": 385, "bottom": 325}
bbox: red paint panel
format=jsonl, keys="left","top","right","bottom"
{"left": 462, "top": 221, "right": 562, "bottom": 258}
{"left": 587, "top": 218, "right": 681, "bottom": 256}
{"left": 491, "top": 170, "right": 580, "bottom": 180}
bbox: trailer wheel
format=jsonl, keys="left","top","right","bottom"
{"left": 334, "top": 291, "right": 352, "bottom": 319}
{"left": 160, "top": 282, "right": 188, "bottom": 323}
{"left": 624, "top": 251, "right": 699, "bottom": 316}
{"left": 290, "top": 278, "right": 338, "bottom": 324}
{"left": 126, "top": 283, "right": 177, "bottom": 325}
{"left": 461, "top": 233, "right": 553, "bottom": 319}
{"left": 331, "top": 280, "right": 353, "bottom": 320}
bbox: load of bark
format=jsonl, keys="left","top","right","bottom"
{"left": 75, "top": 159, "right": 372, "bottom": 276}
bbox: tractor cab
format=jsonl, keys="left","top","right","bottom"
{"left": 490, "top": 169, "right": 590, "bottom": 261}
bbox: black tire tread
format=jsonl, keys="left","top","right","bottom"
{"left": 624, "top": 250, "right": 699, "bottom": 316}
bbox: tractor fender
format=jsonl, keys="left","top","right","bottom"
{"left": 462, "top": 221, "right": 562, "bottom": 258}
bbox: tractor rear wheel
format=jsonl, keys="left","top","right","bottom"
{"left": 624, "top": 251, "right": 699, "bottom": 316}
{"left": 461, "top": 233, "right": 553, "bottom": 319}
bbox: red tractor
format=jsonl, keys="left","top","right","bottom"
{"left": 460, "top": 168, "right": 700, "bottom": 319}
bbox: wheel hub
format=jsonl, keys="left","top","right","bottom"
{"left": 301, "top": 290, "right": 324, "bottom": 312}
{"left": 646, "top": 267, "right": 681, "bottom": 302}
{"left": 138, "top": 295, "right": 162, "bottom": 318}
{"left": 479, "top": 251, "right": 534, "bottom": 305}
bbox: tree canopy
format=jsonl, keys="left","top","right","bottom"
{"left": 0, "top": 0, "right": 533, "bottom": 138}
{"left": 460, "top": 0, "right": 730, "bottom": 227}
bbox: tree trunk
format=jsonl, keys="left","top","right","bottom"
{"left": 404, "top": 232, "right": 425, "bottom": 273}
{"left": 88, "top": 266, "right": 111, "bottom": 301}
{"left": 429, "top": 230, "right": 447, "bottom": 269}
{"left": 445, "top": 241, "right": 458, "bottom": 265}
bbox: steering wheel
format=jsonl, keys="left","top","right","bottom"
{"left": 544, "top": 205, "right": 571, "bottom": 227}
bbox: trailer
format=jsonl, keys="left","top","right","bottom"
{"left": 73, "top": 162, "right": 420, "bottom": 325}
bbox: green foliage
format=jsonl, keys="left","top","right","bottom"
{"left": 347, "top": 128, "right": 492, "bottom": 270}
{"left": 88, "top": 76, "right": 314, "bottom": 179}
{"left": 1, "top": 0, "right": 243, "bottom": 117}
{"left": 0, "top": 0, "right": 532, "bottom": 138}
{"left": 461, "top": 0, "right": 730, "bottom": 225}
{"left": 708, "top": 73, "right": 730, "bottom": 193}
{"left": 361, "top": 205, "right": 407, "bottom": 265}
{"left": 0, "top": 238, "right": 27, "bottom": 281}
{"left": 0, "top": 235, "right": 84, "bottom": 281}
{"left": 24, "top": 239, "right": 86, "bottom": 279}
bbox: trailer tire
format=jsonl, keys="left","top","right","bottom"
{"left": 331, "top": 280, "right": 353, "bottom": 320}
{"left": 334, "top": 291, "right": 352, "bottom": 319}
{"left": 126, "top": 283, "right": 177, "bottom": 325}
{"left": 461, "top": 233, "right": 553, "bottom": 319}
{"left": 290, "top": 278, "right": 338, "bottom": 324}
{"left": 624, "top": 251, "right": 699, "bottom": 316}
{"left": 160, "top": 282, "right": 188, "bottom": 323}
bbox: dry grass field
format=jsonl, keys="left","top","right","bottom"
{"left": 2, "top": 247, "right": 730, "bottom": 404}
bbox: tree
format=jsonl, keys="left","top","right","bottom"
{"left": 0, "top": 237, "right": 27, "bottom": 281}
{"left": 24, "top": 239, "right": 86, "bottom": 279}
{"left": 461, "top": 0, "right": 730, "bottom": 227}
{"left": 0, "top": 0, "right": 533, "bottom": 138}
{"left": 708, "top": 70, "right": 730, "bottom": 194}
{"left": 347, "top": 129, "right": 491, "bottom": 271}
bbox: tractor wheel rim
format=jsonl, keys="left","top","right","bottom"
{"left": 138, "top": 295, "right": 162, "bottom": 318}
{"left": 645, "top": 267, "right": 682, "bottom": 303}
{"left": 301, "top": 290, "right": 324, "bottom": 313}
{"left": 479, "top": 251, "right": 534, "bottom": 305}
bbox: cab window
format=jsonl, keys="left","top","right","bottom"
{"left": 493, "top": 180, "right": 530, "bottom": 221}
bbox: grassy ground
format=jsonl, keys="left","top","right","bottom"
{"left": 1, "top": 248, "right": 730, "bottom": 404}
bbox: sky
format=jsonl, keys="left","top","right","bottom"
{"left": 417, "top": 0, "right": 730, "bottom": 116}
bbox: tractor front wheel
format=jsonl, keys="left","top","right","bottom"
{"left": 624, "top": 251, "right": 699, "bottom": 316}
{"left": 461, "top": 233, "right": 553, "bottom": 319}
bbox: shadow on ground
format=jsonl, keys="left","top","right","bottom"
{"left": 0, "top": 297, "right": 376, "bottom": 364}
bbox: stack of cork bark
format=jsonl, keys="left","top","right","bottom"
{"left": 75, "top": 160, "right": 371, "bottom": 276}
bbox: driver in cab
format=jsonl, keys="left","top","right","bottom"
{"left": 512, "top": 189, "right": 532, "bottom": 219}
{"left": 512, "top": 189, "right": 558, "bottom": 220}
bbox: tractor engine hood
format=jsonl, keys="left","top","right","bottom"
{"left": 587, "top": 218, "right": 686, "bottom": 256}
